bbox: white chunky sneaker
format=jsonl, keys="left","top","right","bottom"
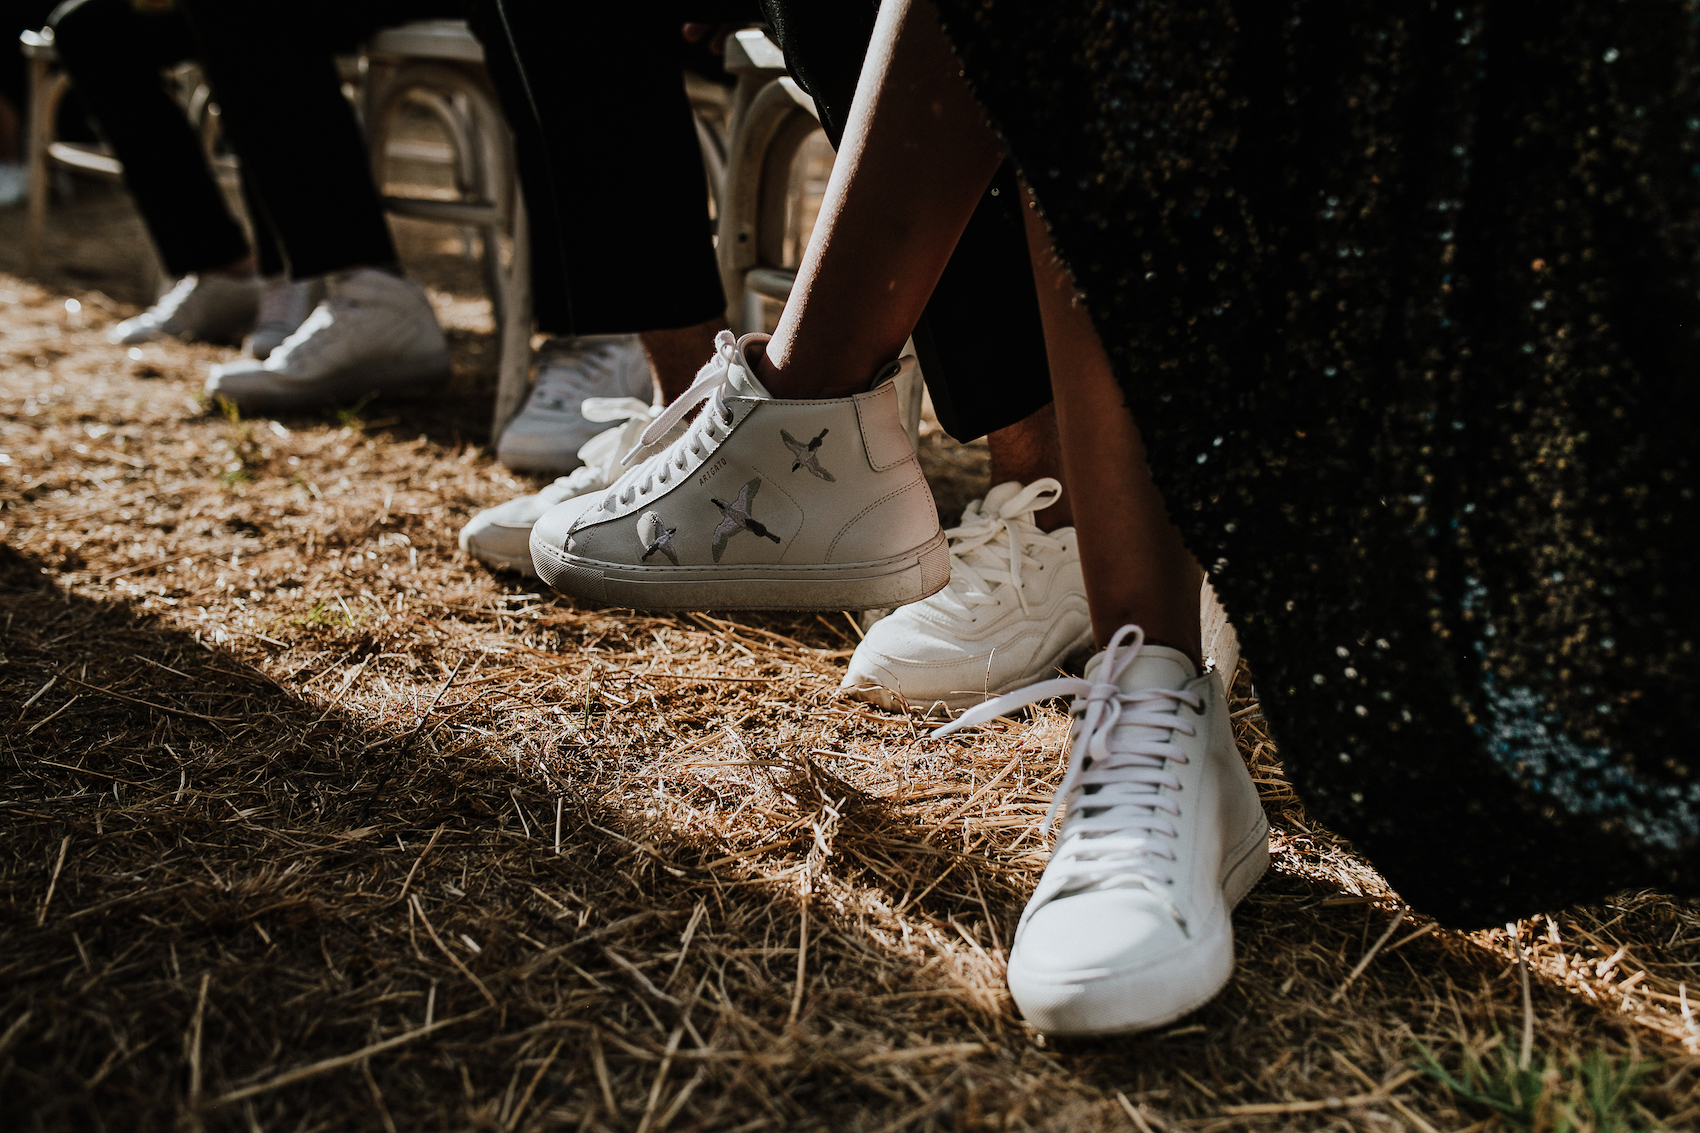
{"left": 497, "top": 335, "right": 654, "bottom": 474}
{"left": 935, "top": 625, "right": 1268, "bottom": 1036}
{"left": 530, "top": 330, "right": 949, "bottom": 611}
{"left": 461, "top": 397, "right": 667, "bottom": 574}
{"left": 110, "top": 272, "right": 261, "bottom": 346}
{"left": 204, "top": 267, "right": 450, "bottom": 412}
{"left": 244, "top": 276, "right": 318, "bottom": 361}
{"left": 842, "top": 478, "right": 1091, "bottom": 713}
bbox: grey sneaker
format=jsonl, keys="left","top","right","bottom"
{"left": 205, "top": 268, "right": 449, "bottom": 412}
{"left": 496, "top": 335, "right": 654, "bottom": 474}
{"left": 111, "top": 273, "right": 261, "bottom": 346}
{"left": 243, "top": 276, "right": 319, "bottom": 361}
{"left": 461, "top": 397, "right": 664, "bottom": 574}
{"left": 529, "top": 331, "right": 949, "bottom": 612}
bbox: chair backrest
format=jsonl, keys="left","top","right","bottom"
{"left": 366, "top": 19, "right": 484, "bottom": 64}
{"left": 19, "top": 27, "right": 56, "bottom": 59}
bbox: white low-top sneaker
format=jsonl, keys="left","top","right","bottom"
{"left": 842, "top": 478, "right": 1091, "bottom": 712}
{"left": 244, "top": 276, "right": 319, "bottom": 361}
{"left": 461, "top": 397, "right": 667, "bottom": 574}
{"left": 935, "top": 625, "right": 1268, "bottom": 1036}
{"left": 204, "top": 267, "right": 450, "bottom": 412}
{"left": 111, "top": 272, "right": 261, "bottom": 346}
{"left": 530, "top": 330, "right": 949, "bottom": 612}
{"left": 497, "top": 335, "right": 654, "bottom": 474}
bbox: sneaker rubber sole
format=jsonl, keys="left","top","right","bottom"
{"left": 1007, "top": 812, "right": 1270, "bottom": 1037}
{"left": 458, "top": 532, "right": 539, "bottom": 576}
{"left": 208, "top": 351, "right": 451, "bottom": 413}
{"left": 532, "top": 528, "right": 952, "bottom": 612}
{"left": 843, "top": 626, "right": 1097, "bottom": 712}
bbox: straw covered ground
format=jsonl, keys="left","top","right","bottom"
{"left": 4, "top": 184, "right": 1700, "bottom": 1133}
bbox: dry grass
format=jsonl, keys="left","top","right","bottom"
{"left": 4, "top": 184, "right": 1700, "bottom": 1132}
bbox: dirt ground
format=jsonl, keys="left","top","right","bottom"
{"left": 4, "top": 174, "right": 1700, "bottom": 1133}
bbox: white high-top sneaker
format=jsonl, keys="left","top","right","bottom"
{"left": 204, "top": 267, "right": 450, "bottom": 412}
{"left": 461, "top": 397, "right": 670, "bottom": 574}
{"left": 935, "top": 625, "right": 1269, "bottom": 1036}
{"left": 111, "top": 273, "right": 261, "bottom": 346}
{"left": 497, "top": 336, "right": 654, "bottom": 474}
{"left": 244, "top": 277, "right": 319, "bottom": 361}
{"left": 530, "top": 330, "right": 949, "bottom": 611}
{"left": 842, "top": 478, "right": 1091, "bottom": 712}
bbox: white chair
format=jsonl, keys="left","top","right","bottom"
{"left": 359, "top": 20, "right": 529, "bottom": 442}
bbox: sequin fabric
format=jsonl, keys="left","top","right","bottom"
{"left": 932, "top": 0, "right": 1700, "bottom": 924}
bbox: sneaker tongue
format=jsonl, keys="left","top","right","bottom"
{"left": 728, "top": 345, "right": 775, "bottom": 399}
{"left": 1117, "top": 645, "right": 1198, "bottom": 694}
{"left": 731, "top": 333, "right": 782, "bottom": 399}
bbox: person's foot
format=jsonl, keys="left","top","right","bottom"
{"left": 204, "top": 267, "right": 450, "bottom": 412}
{"left": 935, "top": 625, "right": 1268, "bottom": 1036}
{"left": 529, "top": 330, "right": 949, "bottom": 611}
{"left": 841, "top": 478, "right": 1091, "bottom": 713}
{"left": 110, "top": 272, "right": 261, "bottom": 346}
{"left": 497, "top": 336, "right": 654, "bottom": 474}
{"left": 461, "top": 396, "right": 666, "bottom": 574}
{"left": 244, "top": 276, "right": 319, "bottom": 361}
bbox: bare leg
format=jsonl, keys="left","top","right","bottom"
{"left": 640, "top": 315, "right": 730, "bottom": 401}
{"left": 756, "top": 0, "right": 1004, "bottom": 399}
{"left": 215, "top": 253, "right": 258, "bottom": 278}
{"left": 1021, "top": 198, "right": 1202, "bottom": 661}
{"left": 750, "top": 0, "right": 1197, "bottom": 655}
{"left": 985, "top": 404, "right": 1071, "bottom": 531}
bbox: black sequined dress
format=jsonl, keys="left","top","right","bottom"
{"left": 932, "top": 0, "right": 1700, "bottom": 924}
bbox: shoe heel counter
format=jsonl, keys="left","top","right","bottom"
{"left": 853, "top": 381, "right": 914, "bottom": 472}
{"left": 825, "top": 471, "right": 942, "bottom": 564}
{"left": 1212, "top": 694, "right": 1267, "bottom": 831}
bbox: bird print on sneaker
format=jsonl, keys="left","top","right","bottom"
{"left": 782, "top": 428, "right": 835, "bottom": 481}
{"left": 638, "top": 511, "right": 679, "bottom": 565}
{"left": 710, "top": 478, "right": 782, "bottom": 561}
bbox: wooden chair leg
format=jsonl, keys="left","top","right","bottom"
{"left": 23, "top": 65, "right": 68, "bottom": 277}
{"left": 490, "top": 193, "right": 532, "bottom": 446}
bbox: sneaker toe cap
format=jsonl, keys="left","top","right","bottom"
{"left": 460, "top": 507, "right": 544, "bottom": 572}
{"left": 496, "top": 421, "right": 598, "bottom": 473}
{"left": 842, "top": 620, "right": 1041, "bottom": 704}
{"left": 1015, "top": 890, "right": 1192, "bottom": 980}
{"left": 529, "top": 493, "right": 604, "bottom": 562}
{"left": 204, "top": 361, "right": 277, "bottom": 401}
{"left": 111, "top": 318, "right": 159, "bottom": 345}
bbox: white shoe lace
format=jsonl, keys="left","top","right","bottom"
{"left": 601, "top": 330, "right": 743, "bottom": 510}
{"left": 552, "top": 397, "right": 662, "bottom": 494}
{"left": 942, "top": 479, "right": 1067, "bottom": 617}
{"left": 934, "top": 625, "right": 1201, "bottom": 891}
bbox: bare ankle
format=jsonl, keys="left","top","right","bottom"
{"left": 211, "top": 254, "right": 258, "bottom": 279}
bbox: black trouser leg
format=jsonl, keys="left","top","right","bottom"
{"left": 175, "top": 0, "right": 399, "bottom": 280}
{"left": 468, "top": 0, "right": 749, "bottom": 336}
{"left": 467, "top": 0, "right": 574, "bottom": 336}
{"left": 49, "top": 0, "right": 253, "bottom": 277}
{"left": 237, "top": 164, "right": 287, "bottom": 279}
{"left": 760, "top": 0, "right": 1052, "bottom": 442}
